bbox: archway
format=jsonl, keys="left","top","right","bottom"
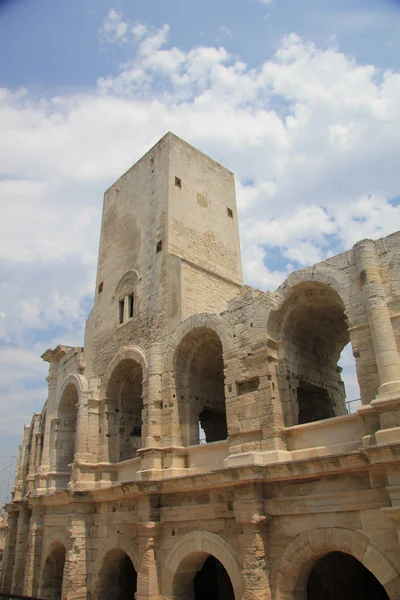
{"left": 163, "top": 531, "right": 243, "bottom": 600}
{"left": 98, "top": 549, "right": 137, "bottom": 600}
{"left": 36, "top": 408, "right": 47, "bottom": 470}
{"left": 54, "top": 384, "right": 78, "bottom": 471}
{"left": 277, "top": 282, "right": 357, "bottom": 426}
{"left": 274, "top": 528, "right": 399, "bottom": 600}
{"left": 105, "top": 358, "right": 143, "bottom": 462}
{"left": 174, "top": 553, "right": 235, "bottom": 600}
{"left": 175, "top": 327, "right": 227, "bottom": 446}
{"left": 41, "top": 543, "right": 66, "bottom": 600}
{"left": 339, "top": 342, "right": 361, "bottom": 413}
{"left": 307, "top": 551, "right": 389, "bottom": 600}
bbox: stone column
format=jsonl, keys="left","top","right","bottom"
{"left": 24, "top": 506, "right": 44, "bottom": 597}
{"left": 11, "top": 506, "right": 32, "bottom": 594}
{"left": 62, "top": 504, "right": 93, "bottom": 600}
{"left": 136, "top": 522, "right": 161, "bottom": 600}
{"left": 145, "top": 345, "right": 163, "bottom": 445}
{"left": 71, "top": 386, "right": 100, "bottom": 490}
{"left": 354, "top": 239, "right": 400, "bottom": 397}
{"left": 234, "top": 484, "right": 271, "bottom": 600}
{"left": 138, "top": 345, "right": 164, "bottom": 476}
{"left": 36, "top": 367, "right": 58, "bottom": 495}
{"left": 13, "top": 427, "right": 30, "bottom": 501}
{"left": 0, "top": 507, "right": 18, "bottom": 593}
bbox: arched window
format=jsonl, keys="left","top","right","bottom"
{"left": 175, "top": 328, "right": 227, "bottom": 446}
{"left": 278, "top": 282, "right": 360, "bottom": 426}
{"left": 114, "top": 270, "right": 139, "bottom": 327}
{"left": 105, "top": 359, "right": 143, "bottom": 462}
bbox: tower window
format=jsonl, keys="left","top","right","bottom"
{"left": 128, "top": 294, "right": 134, "bottom": 319}
{"left": 175, "top": 176, "right": 182, "bottom": 188}
{"left": 156, "top": 240, "right": 163, "bottom": 253}
{"left": 119, "top": 299, "right": 124, "bottom": 324}
{"left": 98, "top": 281, "right": 104, "bottom": 293}
{"left": 227, "top": 207, "right": 234, "bottom": 218}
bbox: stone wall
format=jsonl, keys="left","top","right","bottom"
{"left": 2, "top": 134, "right": 400, "bottom": 600}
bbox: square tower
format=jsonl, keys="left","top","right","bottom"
{"left": 84, "top": 132, "right": 243, "bottom": 378}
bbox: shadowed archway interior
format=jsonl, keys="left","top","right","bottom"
{"left": 175, "top": 328, "right": 227, "bottom": 446}
{"left": 278, "top": 282, "right": 357, "bottom": 426}
{"left": 41, "top": 543, "right": 66, "bottom": 600}
{"left": 307, "top": 551, "right": 390, "bottom": 600}
{"left": 54, "top": 384, "right": 78, "bottom": 471}
{"left": 98, "top": 549, "right": 137, "bottom": 600}
{"left": 172, "top": 552, "right": 235, "bottom": 600}
{"left": 105, "top": 358, "right": 143, "bottom": 462}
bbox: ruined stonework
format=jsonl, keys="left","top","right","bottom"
{"left": 2, "top": 132, "right": 400, "bottom": 600}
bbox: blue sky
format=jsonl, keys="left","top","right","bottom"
{"left": 1, "top": 0, "right": 400, "bottom": 505}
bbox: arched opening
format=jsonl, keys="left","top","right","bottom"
{"left": 41, "top": 543, "right": 66, "bottom": 600}
{"left": 54, "top": 384, "right": 78, "bottom": 471}
{"left": 339, "top": 342, "right": 362, "bottom": 413}
{"left": 36, "top": 408, "right": 47, "bottom": 470}
{"left": 173, "top": 553, "right": 234, "bottom": 600}
{"left": 105, "top": 358, "right": 143, "bottom": 462}
{"left": 175, "top": 328, "right": 227, "bottom": 446}
{"left": 98, "top": 549, "right": 137, "bottom": 600}
{"left": 307, "top": 551, "right": 389, "bottom": 600}
{"left": 278, "top": 282, "right": 358, "bottom": 426}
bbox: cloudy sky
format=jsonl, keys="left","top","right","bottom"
{"left": 1, "top": 0, "right": 400, "bottom": 502}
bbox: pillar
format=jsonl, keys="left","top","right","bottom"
{"left": 138, "top": 345, "right": 164, "bottom": 476}
{"left": 136, "top": 521, "right": 161, "bottom": 600}
{"left": 71, "top": 386, "right": 101, "bottom": 490}
{"left": 354, "top": 239, "right": 400, "bottom": 397}
{"left": 24, "top": 506, "right": 44, "bottom": 597}
{"left": 62, "top": 504, "right": 94, "bottom": 600}
{"left": 11, "top": 506, "right": 32, "bottom": 594}
{"left": 145, "top": 345, "right": 163, "bottom": 445}
{"left": 0, "top": 507, "right": 18, "bottom": 593}
{"left": 234, "top": 483, "right": 271, "bottom": 600}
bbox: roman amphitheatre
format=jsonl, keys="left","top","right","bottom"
{"left": 1, "top": 132, "right": 400, "bottom": 599}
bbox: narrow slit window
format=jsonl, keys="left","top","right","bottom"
{"left": 175, "top": 176, "right": 182, "bottom": 188}
{"left": 128, "top": 294, "right": 134, "bottom": 318}
{"left": 119, "top": 299, "right": 124, "bottom": 324}
{"left": 227, "top": 207, "right": 234, "bottom": 218}
{"left": 156, "top": 240, "right": 163, "bottom": 253}
{"left": 98, "top": 281, "right": 104, "bottom": 293}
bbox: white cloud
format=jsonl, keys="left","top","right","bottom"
{"left": 99, "top": 9, "right": 129, "bottom": 44}
{"left": 2, "top": 17, "right": 400, "bottom": 434}
{"left": 217, "top": 25, "right": 232, "bottom": 41}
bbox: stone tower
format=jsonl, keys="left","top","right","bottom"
{"left": 84, "top": 132, "right": 243, "bottom": 380}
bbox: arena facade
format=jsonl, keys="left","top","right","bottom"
{"left": 1, "top": 133, "right": 400, "bottom": 600}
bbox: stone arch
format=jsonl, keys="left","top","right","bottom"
{"left": 101, "top": 345, "right": 148, "bottom": 399}
{"left": 114, "top": 269, "right": 141, "bottom": 297}
{"left": 56, "top": 373, "right": 88, "bottom": 411}
{"left": 90, "top": 532, "right": 138, "bottom": 600}
{"left": 267, "top": 268, "right": 364, "bottom": 427}
{"left": 162, "top": 531, "right": 244, "bottom": 600}
{"left": 274, "top": 527, "right": 400, "bottom": 600}
{"left": 36, "top": 403, "right": 47, "bottom": 471}
{"left": 273, "top": 264, "right": 360, "bottom": 324}
{"left": 166, "top": 313, "right": 235, "bottom": 374}
{"left": 39, "top": 536, "right": 68, "bottom": 600}
{"left": 100, "top": 346, "right": 148, "bottom": 463}
{"left": 165, "top": 314, "right": 235, "bottom": 446}
{"left": 52, "top": 375, "right": 86, "bottom": 473}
